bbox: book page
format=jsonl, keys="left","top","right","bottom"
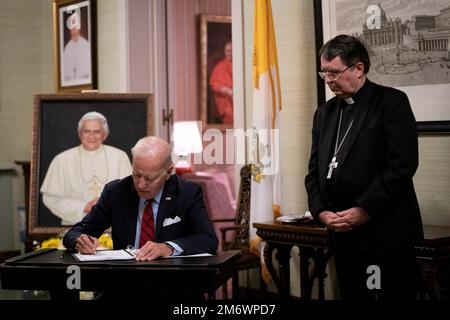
{"left": 72, "top": 249, "right": 135, "bottom": 262}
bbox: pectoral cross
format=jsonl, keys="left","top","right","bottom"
{"left": 327, "top": 156, "right": 338, "bottom": 179}
{"left": 89, "top": 180, "right": 101, "bottom": 198}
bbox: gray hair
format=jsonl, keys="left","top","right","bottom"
{"left": 77, "top": 111, "right": 109, "bottom": 133}
{"left": 131, "top": 136, "right": 173, "bottom": 169}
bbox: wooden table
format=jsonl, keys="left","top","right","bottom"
{"left": 254, "top": 221, "right": 450, "bottom": 300}
{"left": 0, "top": 249, "right": 241, "bottom": 301}
{"left": 254, "top": 221, "right": 329, "bottom": 300}
{"left": 415, "top": 225, "right": 450, "bottom": 300}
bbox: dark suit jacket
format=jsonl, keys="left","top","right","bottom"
{"left": 63, "top": 174, "right": 218, "bottom": 255}
{"left": 305, "top": 80, "right": 423, "bottom": 257}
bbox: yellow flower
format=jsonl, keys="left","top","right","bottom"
{"left": 98, "top": 233, "right": 113, "bottom": 249}
{"left": 41, "top": 238, "right": 63, "bottom": 249}
{"left": 36, "top": 232, "right": 113, "bottom": 251}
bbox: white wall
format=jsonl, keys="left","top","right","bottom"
{"left": 0, "top": 0, "right": 53, "bottom": 166}
{"left": 97, "top": 0, "right": 122, "bottom": 92}
{"left": 0, "top": 0, "right": 54, "bottom": 250}
{"left": 415, "top": 135, "right": 450, "bottom": 226}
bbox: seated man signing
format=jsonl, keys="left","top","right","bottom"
{"left": 63, "top": 136, "right": 218, "bottom": 260}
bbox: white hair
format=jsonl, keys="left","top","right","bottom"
{"left": 131, "top": 136, "right": 172, "bottom": 169}
{"left": 77, "top": 111, "right": 109, "bottom": 133}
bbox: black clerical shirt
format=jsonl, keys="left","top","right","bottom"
{"left": 325, "top": 82, "right": 367, "bottom": 206}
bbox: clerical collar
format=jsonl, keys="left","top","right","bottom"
{"left": 80, "top": 144, "right": 104, "bottom": 156}
{"left": 342, "top": 78, "right": 368, "bottom": 106}
{"left": 344, "top": 97, "right": 354, "bottom": 104}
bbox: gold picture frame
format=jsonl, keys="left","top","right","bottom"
{"left": 53, "top": 0, "right": 97, "bottom": 92}
{"left": 200, "top": 15, "right": 232, "bottom": 131}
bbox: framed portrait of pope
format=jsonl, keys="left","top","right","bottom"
{"left": 53, "top": 0, "right": 97, "bottom": 92}
{"left": 29, "top": 93, "right": 153, "bottom": 234}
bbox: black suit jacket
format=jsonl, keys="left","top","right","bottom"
{"left": 305, "top": 80, "right": 423, "bottom": 256}
{"left": 63, "top": 175, "right": 218, "bottom": 255}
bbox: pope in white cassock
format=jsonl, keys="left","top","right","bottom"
{"left": 63, "top": 10, "right": 91, "bottom": 83}
{"left": 40, "top": 112, "right": 132, "bottom": 225}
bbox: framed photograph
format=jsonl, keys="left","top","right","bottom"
{"left": 53, "top": 0, "right": 97, "bottom": 92}
{"left": 29, "top": 93, "right": 153, "bottom": 234}
{"left": 200, "top": 15, "right": 233, "bottom": 131}
{"left": 314, "top": 0, "right": 450, "bottom": 133}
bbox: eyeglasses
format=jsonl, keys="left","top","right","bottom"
{"left": 318, "top": 64, "right": 355, "bottom": 81}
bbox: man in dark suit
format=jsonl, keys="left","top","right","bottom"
{"left": 305, "top": 35, "right": 423, "bottom": 300}
{"left": 63, "top": 136, "right": 218, "bottom": 261}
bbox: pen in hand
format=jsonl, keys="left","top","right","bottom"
{"left": 75, "top": 233, "right": 99, "bottom": 254}
{"left": 88, "top": 235, "right": 97, "bottom": 254}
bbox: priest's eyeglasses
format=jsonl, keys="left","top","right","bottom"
{"left": 318, "top": 64, "right": 354, "bottom": 81}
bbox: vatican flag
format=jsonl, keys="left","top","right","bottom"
{"left": 249, "top": 0, "right": 282, "bottom": 282}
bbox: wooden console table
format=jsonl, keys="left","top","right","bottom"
{"left": 254, "top": 221, "right": 329, "bottom": 300}
{"left": 415, "top": 225, "right": 450, "bottom": 300}
{"left": 254, "top": 221, "right": 450, "bottom": 300}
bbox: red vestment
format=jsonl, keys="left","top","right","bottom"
{"left": 209, "top": 58, "right": 233, "bottom": 124}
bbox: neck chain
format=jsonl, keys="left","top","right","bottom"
{"left": 333, "top": 108, "right": 353, "bottom": 158}
{"left": 327, "top": 108, "right": 354, "bottom": 179}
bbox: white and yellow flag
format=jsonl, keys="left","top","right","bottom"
{"left": 249, "top": 0, "right": 282, "bottom": 263}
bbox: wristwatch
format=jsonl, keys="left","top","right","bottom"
{"left": 165, "top": 243, "right": 175, "bottom": 255}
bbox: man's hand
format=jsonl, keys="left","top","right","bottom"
{"left": 328, "top": 207, "right": 371, "bottom": 232}
{"left": 83, "top": 198, "right": 99, "bottom": 214}
{"left": 75, "top": 234, "right": 98, "bottom": 254}
{"left": 319, "top": 207, "right": 370, "bottom": 232}
{"left": 318, "top": 210, "right": 339, "bottom": 226}
{"left": 135, "top": 242, "right": 173, "bottom": 261}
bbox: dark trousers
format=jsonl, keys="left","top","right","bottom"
{"left": 333, "top": 248, "right": 418, "bottom": 301}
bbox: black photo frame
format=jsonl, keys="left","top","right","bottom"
{"left": 29, "top": 93, "right": 153, "bottom": 234}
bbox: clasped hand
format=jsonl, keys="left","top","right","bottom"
{"left": 319, "top": 207, "right": 370, "bottom": 232}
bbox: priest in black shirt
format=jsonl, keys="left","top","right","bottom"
{"left": 305, "top": 34, "right": 423, "bottom": 300}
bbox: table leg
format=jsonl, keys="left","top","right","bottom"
{"left": 298, "top": 247, "right": 331, "bottom": 300}
{"left": 299, "top": 247, "right": 312, "bottom": 300}
{"left": 313, "top": 248, "right": 331, "bottom": 300}
{"left": 419, "top": 260, "right": 439, "bottom": 300}
{"left": 264, "top": 242, "right": 292, "bottom": 299}
{"left": 263, "top": 243, "right": 278, "bottom": 294}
